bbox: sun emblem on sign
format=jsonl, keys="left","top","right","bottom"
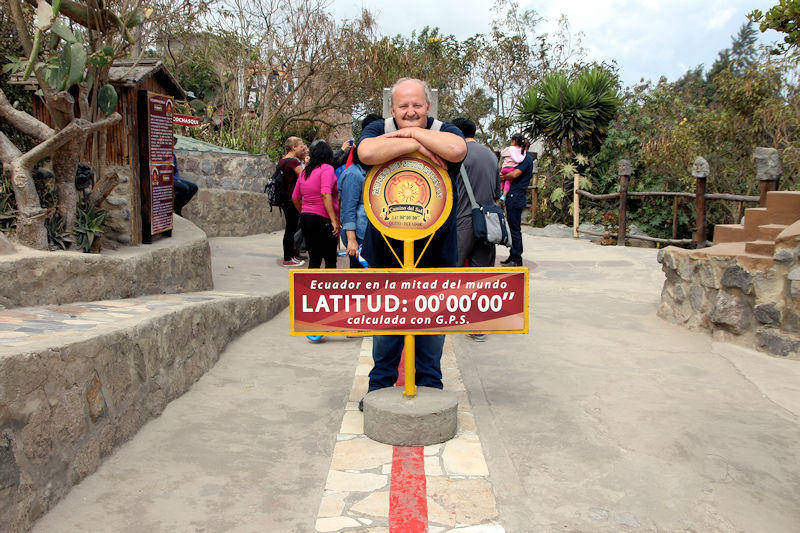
{"left": 385, "top": 172, "right": 431, "bottom": 208}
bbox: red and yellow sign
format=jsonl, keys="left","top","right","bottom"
{"left": 364, "top": 152, "right": 452, "bottom": 241}
{"left": 290, "top": 268, "right": 529, "bottom": 335}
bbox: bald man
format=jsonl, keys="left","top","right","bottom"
{"left": 356, "top": 78, "right": 467, "bottom": 401}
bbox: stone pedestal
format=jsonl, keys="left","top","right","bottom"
{"left": 363, "top": 386, "right": 458, "bottom": 446}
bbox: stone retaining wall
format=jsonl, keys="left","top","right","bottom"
{"left": 0, "top": 217, "right": 211, "bottom": 310}
{"left": 175, "top": 150, "right": 274, "bottom": 192}
{"left": 0, "top": 292, "right": 288, "bottom": 531}
{"left": 657, "top": 236, "right": 800, "bottom": 358}
{"left": 182, "top": 188, "right": 284, "bottom": 238}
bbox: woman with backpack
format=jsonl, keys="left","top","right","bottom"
{"left": 291, "top": 140, "right": 341, "bottom": 269}
{"left": 278, "top": 137, "right": 307, "bottom": 267}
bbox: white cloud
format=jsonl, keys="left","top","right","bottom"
{"left": 332, "top": 0, "right": 780, "bottom": 86}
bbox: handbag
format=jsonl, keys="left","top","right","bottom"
{"left": 460, "top": 167, "right": 512, "bottom": 247}
{"left": 294, "top": 228, "right": 306, "bottom": 253}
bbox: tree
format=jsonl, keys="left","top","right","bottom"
{"left": 473, "top": 0, "right": 585, "bottom": 144}
{"left": 749, "top": 0, "right": 800, "bottom": 54}
{"left": 0, "top": 0, "right": 148, "bottom": 249}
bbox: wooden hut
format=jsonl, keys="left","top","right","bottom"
{"left": 11, "top": 59, "right": 186, "bottom": 245}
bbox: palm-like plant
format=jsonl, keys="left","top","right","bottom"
{"left": 517, "top": 67, "right": 620, "bottom": 154}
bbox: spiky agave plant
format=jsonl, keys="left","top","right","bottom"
{"left": 517, "top": 67, "right": 620, "bottom": 154}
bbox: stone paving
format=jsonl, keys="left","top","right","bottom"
{"left": 315, "top": 337, "right": 502, "bottom": 532}
{"left": 23, "top": 230, "right": 800, "bottom": 532}
{"left": 0, "top": 292, "right": 238, "bottom": 352}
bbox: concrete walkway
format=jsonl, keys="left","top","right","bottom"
{"left": 34, "top": 230, "right": 800, "bottom": 532}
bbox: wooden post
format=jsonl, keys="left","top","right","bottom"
{"left": 617, "top": 159, "right": 631, "bottom": 246}
{"left": 573, "top": 172, "right": 580, "bottom": 238}
{"left": 672, "top": 197, "right": 679, "bottom": 239}
{"left": 753, "top": 147, "right": 782, "bottom": 207}
{"left": 691, "top": 156, "right": 710, "bottom": 247}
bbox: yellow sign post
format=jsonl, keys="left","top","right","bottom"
{"left": 288, "top": 151, "right": 530, "bottom": 446}
{"left": 363, "top": 152, "right": 453, "bottom": 398}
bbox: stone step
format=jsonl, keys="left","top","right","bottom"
{"left": 713, "top": 224, "right": 745, "bottom": 243}
{"left": 745, "top": 240, "right": 775, "bottom": 256}
{"left": 743, "top": 208, "right": 771, "bottom": 240}
{"left": 766, "top": 190, "right": 800, "bottom": 215}
{"left": 770, "top": 211, "right": 800, "bottom": 226}
{"left": 758, "top": 223, "right": 787, "bottom": 241}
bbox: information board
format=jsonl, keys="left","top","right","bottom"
{"left": 138, "top": 90, "right": 174, "bottom": 242}
{"left": 290, "top": 268, "right": 528, "bottom": 335}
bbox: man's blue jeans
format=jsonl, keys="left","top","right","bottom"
{"left": 368, "top": 334, "right": 445, "bottom": 391}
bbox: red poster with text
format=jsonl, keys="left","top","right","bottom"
{"left": 290, "top": 268, "right": 528, "bottom": 335}
{"left": 148, "top": 93, "right": 174, "bottom": 234}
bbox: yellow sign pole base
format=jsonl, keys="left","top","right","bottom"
{"left": 403, "top": 240, "right": 417, "bottom": 398}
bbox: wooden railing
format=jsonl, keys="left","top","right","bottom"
{"left": 528, "top": 150, "right": 783, "bottom": 248}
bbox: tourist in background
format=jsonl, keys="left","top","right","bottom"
{"left": 172, "top": 136, "right": 198, "bottom": 216}
{"left": 291, "top": 140, "right": 340, "bottom": 269}
{"left": 451, "top": 117, "right": 499, "bottom": 342}
{"left": 500, "top": 133, "right": 534, "bottom": 267}
{"left": 451, "top": 117, "right": 500, "bottom": 270}
{"left": 278, "top": 137, "right": 306, "bottom": 267}
{"left": 339, "top": 113, "right": 382, "bottom": 268}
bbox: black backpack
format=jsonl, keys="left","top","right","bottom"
{"left": 265, "top": 159, "right": 291, "bottom": 210}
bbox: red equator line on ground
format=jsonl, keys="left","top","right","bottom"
{"left": 388, "top": 348, "right": 428, "bottom": 532}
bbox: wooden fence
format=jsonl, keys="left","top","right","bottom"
{"left": 529, "top": 148, "right": 782, "bottom": 248}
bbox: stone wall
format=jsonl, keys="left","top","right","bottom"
{"left": 0, "top": 217, "right": 211, "bottom": 310}
{"left": 102, "top": 164, "right": 134, "bottom": 245}
{"left": 174, "top": 150, "right": 275, "bottom": 192}
{"left": 181, "top": 188, "right": 284, "bottom": 238}
{"left": 0, "top": 292, "right": 288, "bottom": 531}
{"left": 657, "top": 224, "right": 800, "bottom": 358}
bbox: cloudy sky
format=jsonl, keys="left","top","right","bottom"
{"left": 331, "top": 0, "right": 780, "bottom": 87}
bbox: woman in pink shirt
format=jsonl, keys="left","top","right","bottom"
{"left": 292, "top": 140, "right": 341, "bottom": 268}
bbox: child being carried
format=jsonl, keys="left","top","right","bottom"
{"left": 498, "top": 135, "right": 530, "bottom": 203}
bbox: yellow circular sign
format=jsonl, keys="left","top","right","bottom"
{"left": 363, "top": 152, "right": 453, "bottom": 241}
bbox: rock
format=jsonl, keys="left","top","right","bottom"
{"left": 699, "top": 262, "right": 722, "bottom": 289}
{"left": 791, "top": 281, "right": 800, "bottom": 299}
{"left": 689, "top": 285, "right": 705, "bottom": 311}
{"left": 0, "top": 233, "right": 16, "bottom": 255}
{"left": 754, "top": 147, "right": 782, "bottom": 182}
{"left": 756, "top": 329, "right": 800, "bottom": 357}
{"left": 533, "top": 224, "right": 573, "bottom": 238}
{"left": 721, "top": 265, "right": 753, "bottom": 293}
{"left": 710, "top": 291, "right": 753, "bottom": 334}
{"left": 627, "top": 224, "right": 656, "bottom": 248}
{"left": 578, "top": 222, "right": 605, "bottom": 235}
{"left": 85, "top": 374, "right": 107, "bottom": 423}
{"left": 182, "top": 188, "right": 283, "bottom": 238}
{"left": 677, "top": 256, "right": 696, "bottom": 281}
{"left": 774, "top": 249, "right": 793, "bottom": 263}
{"left": 692, "top": 156, "right": 710, "bottom": 178}
{"left": 442, "top": 434, "right": 489, "bottom": 476}
{"left": 754, "top": 304, "right": 781, "bottom": 325}
{"left": 674, "top": 284, "right": 686, "bottom": 304}
{"left": 753, "top": 270, "right": 783, "bottom": 305}
{"left": 660, "top": 250, "right": 676, "bottom": 270}
{"left": 788, "top": 268, "right": 800, "bottom": 281}
{"left": 783, "top": 310, "right": 800, "bottom": 333}
{"left": 0, "top": 436, "right": 19, "bottom": 490}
